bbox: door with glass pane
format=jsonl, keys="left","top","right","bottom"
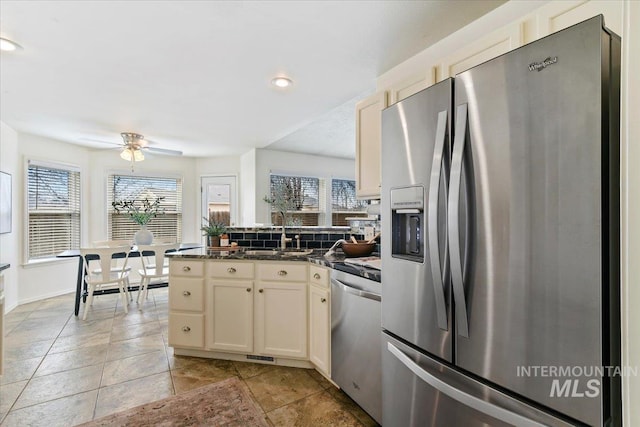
{"left": 201, "top": 176, "right": 237, "bottom": 228}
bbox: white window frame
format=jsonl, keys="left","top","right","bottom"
{"left": 106, "top": 170, "right": 183, "bottom": 242}
{"left": 268, "top": 172, "right": 325, "bottom": 226}
{"left": 24, "top": 159, "right": 82, "bottom": 264}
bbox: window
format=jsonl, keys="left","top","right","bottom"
{"left": 27, "top": 161, "right": 81, "bottom": 260}
{"left": 269, "top": 174, "right": 323, "bottom": 226}
{"left": 331, "top": 179, "right": 368, "bottom": 226}
{"left": 107, "top": 174, "right": 182, "bottom": 241}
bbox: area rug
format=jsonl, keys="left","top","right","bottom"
{"left": 78, "top": 377, "right": 268, "bottom": 427}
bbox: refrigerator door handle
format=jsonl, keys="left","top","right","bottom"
{"left": 428, "top": 110, "right": 449, "bottom": 330}
{"left": 449, "top": 103, "right": 470, "bottom": 338}
{"left": 387, "top": 342, "right": 546, "bottom": 427}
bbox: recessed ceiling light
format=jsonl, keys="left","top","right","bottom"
{"left": 271, "top": 76, "right": 293, "bottom": 88}
{"left": 0, "top": 37, "right": 22, "bottom": 52}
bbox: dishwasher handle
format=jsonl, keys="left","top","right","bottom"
{"left": 331, "top": 278, "right": 381, "bottom": 302}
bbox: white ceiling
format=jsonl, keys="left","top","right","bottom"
{"left": 0, "top": 0, "right": 505, "bottom": 159}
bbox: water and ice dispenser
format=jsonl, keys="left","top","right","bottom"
{"left": 390, "top": 186, "right": 424, "bottom": 262}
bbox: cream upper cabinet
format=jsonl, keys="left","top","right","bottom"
{"left": 387, "top": 70, "right": 436, "bottom": 105}
{"left": 309, "top": 283, "right": 330, "bottom": 376}
{"left": 356, "top": 91, "right": 388, "bottom": 200}
{"left": 208, "top": 280, "right": 254, "bottom": 353}
{"left": 534, "top": 0, "right": 622, "bottom": 38}
{"left": 437, "top": 22, "right": 524, "bottom": 80}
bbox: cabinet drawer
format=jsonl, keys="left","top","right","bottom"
{"left": 207, "top": 261, "right": 254, "bottom": 279}
{"left": 169, "top": 278, "right": 204, "bottom": 312}
{"left": 309, "top": 265, "right": 329, "bottom": 289}
{"left": 258, "top": 263, "right": 307, "bottom": 282}
{"left": 170, "top": 260, "right": 204, "bottom": 277}
{"left": 168, "top": 313, "right": 204, "bottom": 348}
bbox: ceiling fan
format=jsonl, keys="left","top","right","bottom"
{"left": 87, "top": 132, "right": 183, "bottom": 171}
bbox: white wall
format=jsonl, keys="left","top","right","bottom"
{"left": 253, "top": 148, "right": 356, "bottom": 225}
{"left": 240, "top": 149, "right": 257, "bottom": 226}
{"left": 0, "top": 122, "right": 20, "bottom": 311}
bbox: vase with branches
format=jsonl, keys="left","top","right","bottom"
{"left": 264, "top": 178, "right": 302, "bottom": 249}
{"left": 112, "top": 196, "right": 165, "bottom": 244}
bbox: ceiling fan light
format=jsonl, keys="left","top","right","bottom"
{"left": 120, "top": 148, "right": 133, "bottom": 161}
{"left": 0, "top": 37, "right": 21, "bottom": 52}
{"left": 133, "top": 149, "right": 144, "bottom": 161}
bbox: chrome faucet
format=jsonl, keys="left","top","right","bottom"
{"left": 295, "top": 235, "right": 301, "bottom": 249}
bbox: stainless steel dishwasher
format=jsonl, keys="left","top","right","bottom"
{"left": 331, "top": 268, "right": 382, "bottom": 424}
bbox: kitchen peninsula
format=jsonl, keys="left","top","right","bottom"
{"left": 166, "top": 248, "right": 380, "bottom": 381}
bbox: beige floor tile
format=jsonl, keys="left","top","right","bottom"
{"left": 101, "top": 349, "right": 169, "bottom": 387}
{"left": 267, "top": 390, "right": 362, "bottom": 427}
{"left": 105, "top": 332, "right": 165, "bottom": 361}
{"left": 0, "top": 357, "right": 43, "bottom": 385}
{"left": 48, "top": 330, "right": 111, "bottom": 354}
{"left": 233, "top": 361, "right": 282, "bottom": 379}
{"left": 4, "top": 325, "right": 65, "bottom": 345}
{"left": 109, "top": 319, "right": 161, "bottom": 342}
{"left": 58, "top": 317, "right": 114, "bottom": 337}
{"left": 0, "top": 380, "right": 28, "bottom": 416}
{"left": 327, "top": 386, "right": 379, "bottom": 427}
{"left": 306, "top": 368, "right": 334, "bottom": 390}
{"left": 13, "top": 364, "right": 103, "bottom": 409}
{"left": 94, "top": 371, "right": 174, "bottom": 419}
{"left": 170, "top": 357, "right": 238, "bottom": 393}
{"left": 244, "top": 366, "right": 324, "bottom": 412}
{"left": 34, "top": 344, "right": 109, "bottom": 377}
{"left": 1, "top": 389, "right": 98, "bottom": 427}
{"left": 111, "top": 308, "right": 159, "bottom": 326}
{"left": 3, "top": 339, "right": 53, "bottom": 362}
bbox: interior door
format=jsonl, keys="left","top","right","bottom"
{"left": 201, "top": 176, "right": 237, "bottom": 230}
{"left": 451, "top": 17, "right": 613, "bottom": 426}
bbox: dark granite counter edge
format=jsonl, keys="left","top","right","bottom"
{"left": 168, "top": 250, "right": 381, "bottom": 283}
{"left": 0, "top": 263, "right": 10, "bottom": 272}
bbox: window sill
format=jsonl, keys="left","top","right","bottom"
{"left": 23, "top": 257, "right": 76, "bottom": 268}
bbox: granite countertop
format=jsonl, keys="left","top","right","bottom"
{"left": 168, "top": 248, "right": 381, "bottom": 282}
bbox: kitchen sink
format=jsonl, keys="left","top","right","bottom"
{"left": 243, "top": 249, "right": 280, "bottom": 256}
{"left": 281, "top": 249, "right": 314, "bottom": 257}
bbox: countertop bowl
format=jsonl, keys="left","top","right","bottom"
{"left": 341, "top": 241, "right": 376, "bottom": 257}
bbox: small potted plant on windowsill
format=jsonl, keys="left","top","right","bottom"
{"left": 112, "top": 196, "right": 165, "bottom": 245}
{"left": 201, "top": 217, "right": 226, "bottom": 248}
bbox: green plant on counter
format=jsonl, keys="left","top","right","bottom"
{"left": 112, "top": 196, "right": 165, "bottom": 226}
{"left": 201, "top": 216, "right": 226, "bottom": 236}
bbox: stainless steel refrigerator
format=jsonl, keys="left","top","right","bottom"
{"left": 380, "top": 15, "right": 621, "bottom": 427}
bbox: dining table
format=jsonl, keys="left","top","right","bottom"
{"left": 56, "top": 243, "right": 203, "bottom": 316}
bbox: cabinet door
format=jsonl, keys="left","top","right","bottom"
{"left": 356, "top": 91, "right": 387, "bottom": 199}
{"left": 309, "top": 284, "right": 330, "bottom": 376}
{"left": 387, "top": 70, "right": 436, "bottom": 104}
{"left": 255, "top": 282, "right": 308, "bottom": 358}
{"left": 208, "top": 280, "right": 254, "bottom": 353}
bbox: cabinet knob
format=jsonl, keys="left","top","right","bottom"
{"left": 246, "top": 288, "right": 252, "bottom": 292}
{"left": 182, "top": 326, "right": 191, "bottom": 332}
{"left": 182, "top": 291, "right": 191, "bottom": 296}
{"left": 321, "top": 298, "right": 327, "bottom": 303}
{"left": 259, "top": 289, "right": 264, "bottom": 293}
{"left": 313, "top": 273, "right": 321, "bottom": 280}
{"left": 227, "top": 267, "right": 236, "bottom": 273}
{"left": 182, "top": 266, "right": 191, "bottom": 272}
{"left": 278, "top": 270, "right": 288, "bottom": 276}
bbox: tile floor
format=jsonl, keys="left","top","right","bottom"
{"left": 0, "top": 289, "right": 378, "bottom": 426}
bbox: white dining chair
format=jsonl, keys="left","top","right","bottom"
{"left": 81, "top": 244, "right": 132, "bottom": 320}
{"left": 136, "top": 242, "right": 180, "bottom": 304}
{"left": 91, "top": 240, "right": 134, "bottom": 295}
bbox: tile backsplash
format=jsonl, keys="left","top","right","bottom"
{"left": 226, "top": 227, "right": 372, "bottom": 250}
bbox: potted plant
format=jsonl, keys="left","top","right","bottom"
{"left": 201, "top": 216, "right": 226, "bottom": 247}
{"left": 111, "top": 196, "right": 165, "bottom": 244}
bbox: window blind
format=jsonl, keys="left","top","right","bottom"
{"left": 107, "top": 174, "right": 182, "bottom": 241}
{"left": 28, "top": 163, "right": 81, "bottom": 259}
{"left": 269, "top": 175, "right": 322, "bottom": 226}
{"left": 331, "top": 179, "right": 368, "bottom": 226}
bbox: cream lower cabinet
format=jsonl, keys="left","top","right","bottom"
{"left": 206, "top": 261, "right": 255, "bottom": 353}
{"left": 309, "top": 265, "right": 331, "bottom": 376}
{"left": 168, "top": 260, "right": 205, "bottom": 349}
{"left": 255, "top": 262, "right": 308, "bottom": 359}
